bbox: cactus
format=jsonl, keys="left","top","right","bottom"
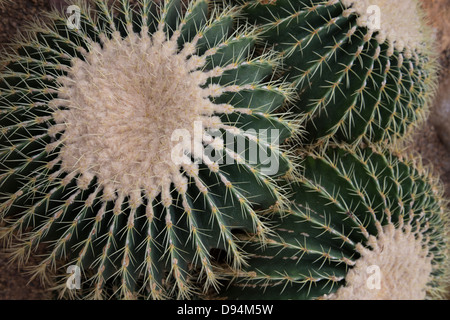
{"left": 218, "top": 145, "right": 449, "bottom": 299}
{"left": 0, "top": 0, "right": 298, "bottom": 299}
{"left": 236, "top": 0, "right": 438, "bottom": 146}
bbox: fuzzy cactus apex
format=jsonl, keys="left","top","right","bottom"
{"left": 237, "top": 0, "right": 438, "bottom": 146}
{"left": 0, "top": 0, "right": 298, "bottom": 299}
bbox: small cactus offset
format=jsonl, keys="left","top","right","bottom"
{"left": 237, "top": 0, "right": 438, "bottom": 146}
{"left": 0, "top": 0, "right": 297, "bottom": 299}
{"left": 219, "top": 145, "right": 449, "bottom": 300}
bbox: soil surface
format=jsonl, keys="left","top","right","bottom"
{"left": 0, "top": 0, "right": 449, "bottom": 300}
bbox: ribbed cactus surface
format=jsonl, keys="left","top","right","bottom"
{"left": 219, "top": 146, "right": 448, "bottom": 299}
{"left": 0, "top": 0, "right": 296, "bottom": 299}
{"left": 237, "top": 0, "right": 437, "bottom": 146}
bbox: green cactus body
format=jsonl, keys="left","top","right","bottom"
{"left": 238, "top": 0, "right": 437, "bottom": 146}
{"left": 0, "top": 0, "right": 297, "bottom": 299}
{"left": 219, "top": 146, "right": 449, "bottom": 299}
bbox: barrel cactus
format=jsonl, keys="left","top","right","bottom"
{"left": 0, "top": 0, "right": 297, "bottom": 299}
{"left": 219, "top": 145, "right": 449, "bottom": 299}
{"left": 236, "top": 0, "right": 438, "bottom": 146}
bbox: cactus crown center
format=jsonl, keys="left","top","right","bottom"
{"left": 341, "top": 0, "right": 427, "bottom": 57}
{"left": 48, "top": 28, "right": 222, "bottom": 204}
{"left": 326, "top": 218, "right": 433, "bottom": 300}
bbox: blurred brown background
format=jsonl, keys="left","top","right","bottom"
{"left": 0, "top": 0, "right": 449, "bottom": 299}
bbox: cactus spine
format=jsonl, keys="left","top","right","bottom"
{"left": 219, "top": 146, "right": 449, "bottom": 300}
{"left": 0, "top": 0, "right": 297, "bottom": 299}
{"left": 238, "top": 0, "right": 438, "bottom": 146}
